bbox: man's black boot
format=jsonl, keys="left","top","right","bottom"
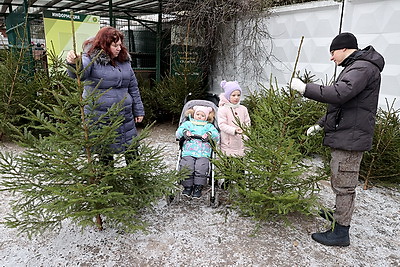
{"left": 311, "top": 223, "right": 350, "bottom": 247}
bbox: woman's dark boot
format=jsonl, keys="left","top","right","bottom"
{"left": 311, "top": 223, "right": 350, "bottom": 247}
{"left": 192, "top": 185, "right": 203, "bottom": 199}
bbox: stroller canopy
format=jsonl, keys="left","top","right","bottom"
{"left": 178, "top": 99, "right": 219, "bottom": 130}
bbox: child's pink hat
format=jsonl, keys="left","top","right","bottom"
{"left": 220, "top": 80, "right": 242, "bottom": 100}
{"left": 193, "top": 105, "right": 212, "bottom": 120}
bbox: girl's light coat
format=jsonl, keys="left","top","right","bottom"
{"left": 217, "top": 94, "right": 251, "bottom": 156}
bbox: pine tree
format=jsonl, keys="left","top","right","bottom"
{"left": 0, "top": 45, "right": 48, "bottom": 141}
{"left": 360, "top": 99, "right": 400, "bottom": 188}
{"left": 154, "top": 64, "right": 207, "bottom": 123}
{"left": 214, "top": 81, "right": 326, "bottom": 221}
{"left": 0, "top": 47, "right": 182, "bottom": 238}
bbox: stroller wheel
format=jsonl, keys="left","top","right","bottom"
{"left": 166, "top": 194, "right": 174, "bottom": 205}
{"left": 166, "top": 193, "right": 180, "bottom": 205}
{"left": 208, "top": 191, "right": 219, "bottom": 208}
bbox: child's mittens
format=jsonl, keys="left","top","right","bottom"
{"left": 235, "top": 128, "right": 243, "bottom": 135}
{"left": 183, "top": 130, "right": 192, "bottom": 140}
{"left": 201, "top": 132, "right": 211, "bottom": 142}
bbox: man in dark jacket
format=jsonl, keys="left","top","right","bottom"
{"left": 291, "top": 32, "right": 385, "bottom": 247}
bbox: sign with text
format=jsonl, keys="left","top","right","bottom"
{"left": 43, "top": 11, "right": 100, "bottom": 63}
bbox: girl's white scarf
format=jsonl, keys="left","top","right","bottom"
{"left": 225, "top": 102, "right": 240, "bottom": 109}
{"left": 189, "top": 115, "right": 208, "bottom": 126}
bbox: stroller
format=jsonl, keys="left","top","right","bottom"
{"left": 167, "top": 99, "right": 220, "bottom": 208}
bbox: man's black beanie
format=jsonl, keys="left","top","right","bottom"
{"left": 329, "top": 32, "right": 358, "bottom": 51}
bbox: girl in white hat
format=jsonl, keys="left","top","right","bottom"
{"left": 218, "top": 80, "right": 251, "bottom": 157}
{"left": 176, "top": 106, "right": 220, "bottom": 198}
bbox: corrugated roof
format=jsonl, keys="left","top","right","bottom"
{"left": 1, "top": 0, "right": 165, "bottom": 22}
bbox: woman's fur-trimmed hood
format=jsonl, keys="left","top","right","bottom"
{"left": 87, "top": 47, "right": 131, "bottom": 65}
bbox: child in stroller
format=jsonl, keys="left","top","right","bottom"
{"left": 176, "top": 103, "right": 220, "bottom": 199}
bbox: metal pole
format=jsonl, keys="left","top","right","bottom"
{"left": 109, "top": 0, "right": 115, "bottom": 27}
{"left": 155, "top": 0, "right": 162, "bottom": 82}
{"left": 334, "top": 0, "right": 346, "bottom": 79}
{"left": 339, "top": 0, "right": 346, "bottom": 34}
{"left": 128, "top": 19, "right": 132, "bottom": 52}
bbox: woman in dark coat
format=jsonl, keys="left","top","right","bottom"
{"left": 66, "top": 26, "right": 145, "bottom": 158}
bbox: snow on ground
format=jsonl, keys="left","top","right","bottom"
{"left": 0, "top": 123, "right": 399, "bottom": 266}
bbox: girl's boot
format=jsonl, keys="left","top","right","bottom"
{"left": 182, "top": 186, "right": 193, "bottom": 197}
{"left": 192, "top": 185, "right": 203, "bottom": 199}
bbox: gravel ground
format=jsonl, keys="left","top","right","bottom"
{"left": 0, "top": 123, "right": 399, "bottom": 266}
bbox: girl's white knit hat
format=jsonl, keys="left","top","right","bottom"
{"left": 220, "top": 80, "right": 242, "bottom": 100}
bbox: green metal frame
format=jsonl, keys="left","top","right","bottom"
{"left": 2, "top": 0, "right": 164, "bottom": 82}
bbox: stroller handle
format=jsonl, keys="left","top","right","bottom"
{"left": 178, "top": 134, "right": 207, "bottom": 142}
{"left": 190, "top": 134, "right": 204, "bottom": 140}
{"left": 177, "top": 134, "right": 216, "bottom": 147}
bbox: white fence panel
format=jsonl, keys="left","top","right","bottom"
{"left": 211, "top": 0, "right": 400, "bottom": 110}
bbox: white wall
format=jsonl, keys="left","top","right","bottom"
{"left": 211, "top": 0, "right": 400, "bottom": 110}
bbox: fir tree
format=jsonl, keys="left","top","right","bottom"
{"left": 0, "top": 46, "right": 182, "bottom": 238}
{"left": 0, "top": 45, "right": 48, "bottom": 141}
{"left": 360, "top": 99, "right": 400, "bottom": 188}
{"left": 214, "top": 81, "right": 326, "bottom": 221}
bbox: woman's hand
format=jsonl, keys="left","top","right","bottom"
{"left": 134, "top": 116, "right": 144, "bottom": 123}
{"left": 66, "top": 50, "right": 80, "bottom": 64}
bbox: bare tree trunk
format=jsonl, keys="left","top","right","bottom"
{"left": 96, "top": 214, "right": 103, "bottom": 231}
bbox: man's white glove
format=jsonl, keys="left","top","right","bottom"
{"left": 307, "top": 125, "right": 322, "bottom": 136}
{"left": 291, "top": 78, "right": 306, "bottom": 95}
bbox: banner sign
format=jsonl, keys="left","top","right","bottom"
{"left": 43, "top": 10, "right": 100, "bottom": 63}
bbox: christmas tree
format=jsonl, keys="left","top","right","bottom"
{"left": 214, "top": 81, "right": 326, "bottom": 221}
{"left": 0, "top": 45, "right": 182, "bottom": 238}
